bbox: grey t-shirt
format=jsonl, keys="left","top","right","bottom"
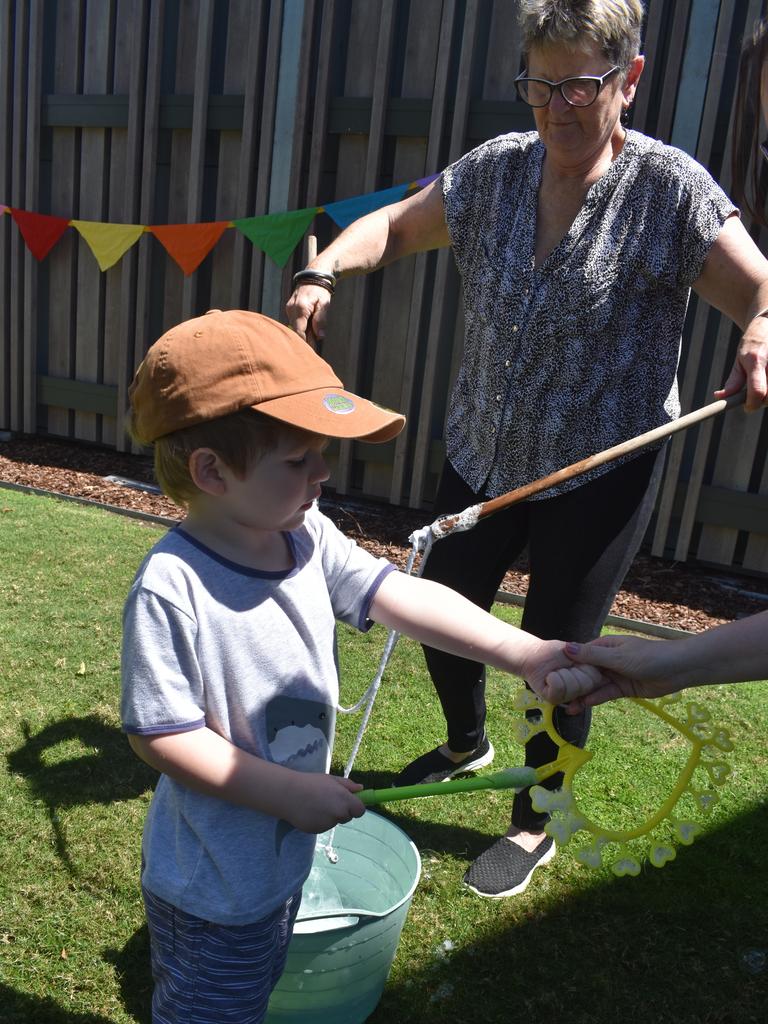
{"left": 121, "top": 504, "right": 394, "bottom": 926}
{"left": 442, "top": 129, "right": 736, "bottom": 498}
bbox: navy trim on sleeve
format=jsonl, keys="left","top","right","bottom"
{"left": 357, "top": 563, "right": 397, "bottom": 632}
{"left": 123, "top": 718, "right": 206, "bottom": 736}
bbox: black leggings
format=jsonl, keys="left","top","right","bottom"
{"left": 421, "top": 447, "right": 666, "bottom": 829}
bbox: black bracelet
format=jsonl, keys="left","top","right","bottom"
{"left": 292, "top": 269, "right": 337, "bottom": 293}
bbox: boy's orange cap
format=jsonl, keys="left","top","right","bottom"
{"left": 129, "top": 309, "right": 405, "bottom": 445}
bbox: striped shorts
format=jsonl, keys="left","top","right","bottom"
{"left": 142, "top": 885, "right": 301, "bottom": 1024}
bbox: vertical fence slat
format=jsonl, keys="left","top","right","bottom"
{"left": 631, "top": 0, "right": 670, "bottom": 136}
{"left": 743, "top": 435, "right": 768, "bottom": 569}
{"left": 277, "top": 0, "right": 319, "bottom": 313}
{"left": 209, "top": 0, "right": 256, "bottom": 310}
{"left": 654, "top": 0, "right": 692, "bottom": 143}
{"left": 181, "top": 0, "right": 214, "bottom": 320}
{"left": 22, "top": 0, "right": 43, "bottom": 434}
{"left": 115, "top": 0, "right": 150, "bottom": 449}
{"left": 132, "top": 0, "right": 164, "bottom": 379}
{"left": 302, "top": 0, "right": 335, "bottom": 211}
{"left": 247, "top": 0, "right": 284, "bottom": 313}
{"left": 0, "top": 1, "right": 13, "bottom": 429}
{"left": 360, "top": 0, "right": 446, "bottom": 500}
{"left": 46, "top": 0, "right": 83, "bottom": 440}
{"left": 160, "top": 6, "right": 197, "bottom": 329}
{"left": 74, "top": 0, "right": 115, "bottom": 443}
{"left": 407, "top": 0, "right": 483, "bottom": 509}
{"left": 225, "top": 2, "right": 269, "bottom": 309}
{"left": 333, "top": 0, "right": 398, "bottom": 495}
{"left": 102, "top": 0, "right": 136, "bottom": 449}
{"left": 9, "top": 0, "right": 30, "bottom": 432}
{"left": 388, "top": 0, "right": 457, "bottom": 505}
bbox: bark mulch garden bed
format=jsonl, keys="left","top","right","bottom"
{"left": 2, "top": 435, "right": 767, "bottom": 634}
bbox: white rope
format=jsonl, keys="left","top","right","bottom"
{"left": 339, "top": 525, "right": 434, "bottom": 778}
{"left": 317, "top": 514, "right": 463, "bottom": 862}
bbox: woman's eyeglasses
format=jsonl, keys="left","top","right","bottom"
{"left": 515, "top": 66, "right": 622, "bottom": 108}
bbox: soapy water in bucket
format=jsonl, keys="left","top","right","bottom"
{"left": 300, "top": 858, "right": 345, "bottom": 917}
{"left": 297, "top": 824, "right": 414, "bottom": 923}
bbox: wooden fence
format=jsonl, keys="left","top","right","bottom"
{"left": 0, "top": 0, "right": 766, "bottom": 572}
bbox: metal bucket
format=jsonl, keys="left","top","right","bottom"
{"left": 266, "top": 811, "right": 421, "bottom": 1024}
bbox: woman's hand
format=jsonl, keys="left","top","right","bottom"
{"left": 285, "top": 283, "right": 333, "bottom": 349}
{"left": 694, "top": 215, "right": 768, "bottom": 410}
{"left": 539, "top": 635, "right": 686, "bottom": 711}
{"left": 715, "top": 311, "right": 768, "bottom": 410}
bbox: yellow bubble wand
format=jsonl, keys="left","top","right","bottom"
{"left": 518, "top": 688, "right": 734, "bottom": 874}
{"left": 359, "top": 687, "right": 734, "bottom": 875}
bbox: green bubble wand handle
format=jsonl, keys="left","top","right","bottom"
{"left": 359, "top": 766, "right": 539, "bottom": 806}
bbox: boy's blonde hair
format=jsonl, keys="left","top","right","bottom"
{"left": 134, "top": 408, "right": 286, "bottom": 507}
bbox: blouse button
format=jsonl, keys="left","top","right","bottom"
{"left": 511, "top": 324, "right": 518, "bottom": 332}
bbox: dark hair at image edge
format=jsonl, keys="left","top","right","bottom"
{"left": 732, "top": 17, "right": 768, "bottom": 229}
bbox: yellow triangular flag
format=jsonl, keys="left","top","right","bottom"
{"left": 70, "top": 220, "right": 146, "bottom": 271}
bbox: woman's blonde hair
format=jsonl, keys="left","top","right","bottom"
{"left": 517, "top": 0, "right": 644, "bottom": 68}
{"left": 129, "top": 408, "right": 286, "bottom": 507}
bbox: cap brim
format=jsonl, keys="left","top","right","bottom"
{"left": 254, "top": 388, "right": 405, "bottom": 443}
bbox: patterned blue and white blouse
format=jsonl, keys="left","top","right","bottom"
{"left": 442, "top": 128, "right": 736, "bottom": 499}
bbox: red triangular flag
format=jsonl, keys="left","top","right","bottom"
{"left": 147, "top": 221, "right": 230, "bottom": 276}
{"left": 10, "top": 208, "right": 71, "bottom": 260}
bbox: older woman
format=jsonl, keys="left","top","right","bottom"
{"left": 525, "top": 15, "right": 768, "bottom": 714}
{"left": 286, "top": 0, "right": 768, "bottom": 899}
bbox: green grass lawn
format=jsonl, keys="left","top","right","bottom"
{"left": 1, "top": 488, "right": 767, "bottom": 1023}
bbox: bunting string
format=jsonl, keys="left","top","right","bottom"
{"left": 1, "top": 174, "right": 439, "bottom": 276}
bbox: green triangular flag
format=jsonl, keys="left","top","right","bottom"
{"left": 233, "top": 207, "right": 318, "bottom": 267}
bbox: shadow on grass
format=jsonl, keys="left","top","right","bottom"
{"left": 366, "top": 804, "right": 768, "bottom": 1024}
{"left": 103, "top": 924, "right": 152, "bottom": 1024}
{"left": 7, "top": 714, "right": 157, "bottom": 872}
{"left": 0, "top": 984, "right": 115, "bottom": 1023}
{"left": 5, "top": 757, "right": 764, "bottom": 1024}
{"left": 101, "top": 793, "right": 767, "bottom": 1024}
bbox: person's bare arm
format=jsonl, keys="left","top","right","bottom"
{"left": 693, "top": 215, "right": 768, "bottom": 410}
{"left": 538, "top": 610, "right": 768, "bottom": 710}
{"left": 286, "top": 179, "right": 450, "bottom": 346}
{"left": 368, "top": 570, "right": 604, "bottom": 697}
{"left": 128, "top": 727, "right": 364, "bottom": 833}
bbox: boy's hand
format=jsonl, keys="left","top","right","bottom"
{"left": 283, "top": 772, "right": 366, "bottom": 834}
{"left": 519, "top": 638, "right": 607, "bottom": 705}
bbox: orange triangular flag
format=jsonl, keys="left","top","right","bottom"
{"left": 147, "top": 221, "right": 230, "bottom": 275}
{"left": 70, "top": 220, "right": 146, "bottom": 271}
{"left": 10, "top": 208, "right": 71, "bottom": 260}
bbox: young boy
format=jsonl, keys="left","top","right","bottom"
{"left": 121, "top": 309, "right": 601, "bottom": 1023}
